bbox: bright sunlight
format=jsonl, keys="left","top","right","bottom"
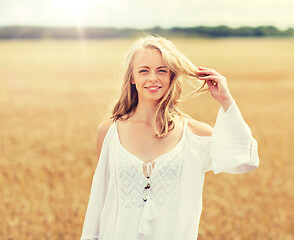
{"left": 48, "top": 0, "right": 100, "bottom": 26}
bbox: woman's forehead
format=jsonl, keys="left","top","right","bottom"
{"left": 132, "top": 48, "right": 165, "bottom": 67}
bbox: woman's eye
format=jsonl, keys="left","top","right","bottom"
{"left": 139, "top": 70, "right": 148, "bottom": 73}
{"left": 159, "top": 70, "right": 167, "bottom": 73}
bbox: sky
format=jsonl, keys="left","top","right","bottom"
{"left": 0, "top": 0, "right": 293, "bottom": 30}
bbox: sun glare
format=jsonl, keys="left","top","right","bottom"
{"left": 47, "top": 0, "right": 95, "bottom": 71}
{"left": 49, "top": 0, "right": 97, "bottom": 26}
{"left": 52, "top": 0, "right": 85, "bottom": 14}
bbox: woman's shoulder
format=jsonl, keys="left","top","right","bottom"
{"left": 186, "top": 117, "right": 213, "bottom": 137}
{"left": 96, "top": 119, "right": 115, "bottom": 158}
{"left": 97, "top": 119, "right": 115, "bottom": 135}
{"left": 97, "top": 119, "right": 116, "bottom": 142}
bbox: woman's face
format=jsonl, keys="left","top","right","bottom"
{"left": 131, "top": 48, "right": 171, "bottom": 103}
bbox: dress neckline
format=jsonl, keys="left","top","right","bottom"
{"left": 114, "top": 117, "right": 187, "bottom": 166}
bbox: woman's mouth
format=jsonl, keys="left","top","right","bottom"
{"left": 144, "top": 86, "right": 162, "bottom": 92}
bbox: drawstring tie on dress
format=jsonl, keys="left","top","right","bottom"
{"left": 138, "top": 162, "right": 159, "bottom": 236}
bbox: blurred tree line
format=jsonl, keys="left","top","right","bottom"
{"left": 0, "top": 25, "right": 293, "bottom": 39}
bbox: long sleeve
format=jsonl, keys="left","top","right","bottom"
{"left": 80, "top": 137, "right": 110, "bottom": 240}
{"left": 204, "top": 99, "right": 259, "bottom": 174}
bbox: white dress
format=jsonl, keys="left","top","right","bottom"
{"left": 80, "top": 100, "right": 259, "bottom": 240}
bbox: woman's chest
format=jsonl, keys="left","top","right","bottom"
{"left": 116, "top": 119, "right": 184, "bottom": 164}
{"left": 114, "top": 140, "right": 185, "bottom": 210}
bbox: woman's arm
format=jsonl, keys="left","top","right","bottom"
{"left": 205, "top": 100, "right": 259, "bottom": 174}
{"left": 80, "top": 120, "right": 113, "bottom": 240}
{"left": 196, "top": 66, "right": 259, "bottom": 174}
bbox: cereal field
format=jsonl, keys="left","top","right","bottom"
{"left": 0, "top": 37, "right": 293, "bottom": 239}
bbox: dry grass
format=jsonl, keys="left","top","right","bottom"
{"left": 0, "top": 38, "right": 293, "bottom": 239}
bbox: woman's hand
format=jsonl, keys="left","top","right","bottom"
{"left": 197, "top": 66, "right": 234, "bottom": 111}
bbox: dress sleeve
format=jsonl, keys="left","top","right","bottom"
{"left": 204, "top": 99, "right": 259, "bottom": 174}
{"left": 80, "top": 134, "right": 110, "bottom": 240}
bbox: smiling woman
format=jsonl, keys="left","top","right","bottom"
{"left": 80, "top": 34, "right": 259, "bottom": 240}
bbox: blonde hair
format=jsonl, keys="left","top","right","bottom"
{"left": 110, "top": 33, "right": 209, "bottom": 137}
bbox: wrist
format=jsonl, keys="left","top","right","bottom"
{"left": 220, "top": 95, "right": 234, "bottom": 113}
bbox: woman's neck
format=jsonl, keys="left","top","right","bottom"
{"left": 130, "top": 99, "right": 160, "bottom": 127}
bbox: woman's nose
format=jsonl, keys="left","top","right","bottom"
{"left": 149, "top": 71, "right": 157, "bottom": 81}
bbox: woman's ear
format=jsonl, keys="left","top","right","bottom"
{"left": 130, "top": 76, "right": 135, "bottom": 84}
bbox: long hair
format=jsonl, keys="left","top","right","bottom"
{"left": 110, "top": 33, "right": 209, "bottom": 137}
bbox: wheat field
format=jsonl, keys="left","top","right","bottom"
{"left": 1, "top": 37, "right": 293, "bottom": 240}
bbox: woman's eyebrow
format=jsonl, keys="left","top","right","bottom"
{"left": 138, "top": 66, "right": 149, "bottom": 69}
{"left": 137, "top": 66, "right": 167, "bottom": 69}
{"left": 157, "top": 66, "right": 167, "bottom": 69}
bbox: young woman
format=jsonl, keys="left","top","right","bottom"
{"left": 80, "top": 34, "right": 259, "bottom": 240}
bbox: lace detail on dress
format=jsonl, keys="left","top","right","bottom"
{"left": 116, "top": 149, "right": 146, "bottom": 209}
{"left": 150, "top": 151, "right": 183, "bottom": 208}
{"left": 116, "top": 142, "right": 184, "bottom": 210}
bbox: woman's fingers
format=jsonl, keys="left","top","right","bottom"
{"left": 198, "top": 75, "right": 219, "bottom": 81}
{"left": 197, "top": 68, "right": 218, "bottom": 76}
{"left": 206, "top": 79, "right": 215, "bottom": 87}
{"left": 198, "top": 76, "right": 219, "bottom": 86}
{"left": 197, "top": 66, "right": 232, "bottom": 103}
{"left": 197, "top": 67, "right": 224, "bottom": 85}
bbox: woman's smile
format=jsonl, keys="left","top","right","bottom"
{"left": 144, "top": 86, "right": 162, "bottom": 92}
